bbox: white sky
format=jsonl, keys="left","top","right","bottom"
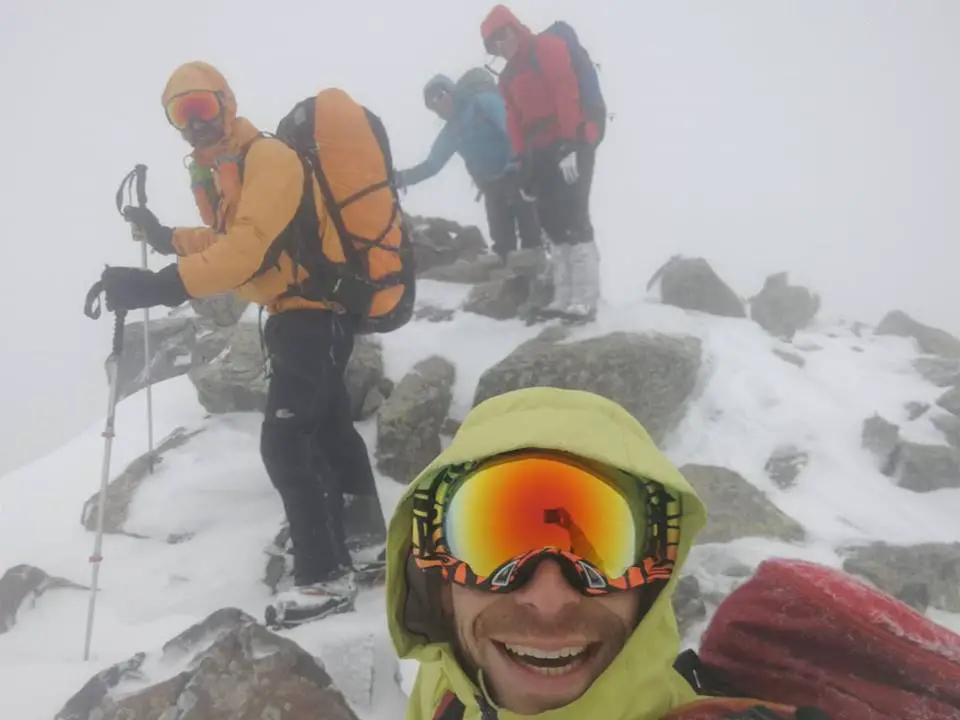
{"left": 2, "top": 0, "right": 958, "bottom": 475}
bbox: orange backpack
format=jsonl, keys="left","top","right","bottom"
{"left": 243, "top": 88, "right": 415, "bottom": 334}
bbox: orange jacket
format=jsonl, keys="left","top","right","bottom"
{"left": 162, "top": 62, "right": 335, "bottom": 314}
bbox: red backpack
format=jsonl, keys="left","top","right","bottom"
{"left": 680, "top": 557, "right": 960, "bottom": 719}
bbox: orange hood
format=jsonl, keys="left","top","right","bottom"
{"left": 480, "top": 4, "right": 532, "bottom": 43}
{"left": 161, "top": 61, "right": 260, "bottom": 166}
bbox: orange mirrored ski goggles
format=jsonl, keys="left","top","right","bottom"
{"left": 164, "top": 90, "right": 224, "bottom": 130}
{"left": 411, "top": 452, "right": 681, "bottom": 595}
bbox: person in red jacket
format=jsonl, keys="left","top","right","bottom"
{"left": 481, "top": 5, "right": 603, "bottom": 321}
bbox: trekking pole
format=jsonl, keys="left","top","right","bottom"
{"left": 81, "top": 281, "right": 127, "bottom": 661}
{"left": 115, "top": 164, "right": 155, "bottom": 472}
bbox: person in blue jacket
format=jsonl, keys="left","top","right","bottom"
{"left": 396, "top": 72, "right": 541, "bottom": 264}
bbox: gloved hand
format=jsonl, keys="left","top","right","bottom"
{"left": 121, "top": 206, "right": 176, "bottom": 255}
{"left": 101, "top": 265, "right": 188, "bottom": 312}
{"left": 558, "top": 151, "right": 579, "bottom": 185}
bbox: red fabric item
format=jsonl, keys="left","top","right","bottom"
{"left": 664, "top": 697, "right": 796, "bottom": 719}
{"left": 480, "top": 5, "right": 583, "bottom": 153}
{"left": 699, "top": 558, "right": 960, "bottom": 720}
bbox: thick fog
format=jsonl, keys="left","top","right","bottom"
{"left": 2, "top": 0, "right": 958, "bottom": 475}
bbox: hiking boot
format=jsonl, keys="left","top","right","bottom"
{"left": 542, "top": 244, "right": 573, "bottom": 314}
{"left": 274, "top": 570, "right": 358, "bottom": 610}
{"left": 566, "top": 242, "right": 600, "bottom": 318}
{"left": 506, "top": 247, "right": 546, "bottom": 277}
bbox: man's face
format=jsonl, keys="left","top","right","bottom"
{"left": 428, "top": 88, "right": 456, "bottom": 122}
{"left": 486, "top": 25, "right": 521, "bottom": 61}
{"left": 180, "top": 117, "right": 226, "bottom": 150}
{"left": 448, "top": 558, "right": 641, "bottom": 715}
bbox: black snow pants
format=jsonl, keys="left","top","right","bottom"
{"left": 482, "top": 172, "right": 542, "bottom": 260}
{"left": 260, "top": 309, "right": 375, "bottom": 586}
{"left": 528, "top": 143, "right": 597, "bottom": 247}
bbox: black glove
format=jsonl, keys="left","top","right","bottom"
{"left": 122, "top": 206, "right": 175, "bottom": 256}
{"left": 101, "top": 265, "right": 188, "bottom": 312}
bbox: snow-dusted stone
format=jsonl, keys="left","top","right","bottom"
{"left": 474, "top": 330, "right": 701, "bottom": 445}
{"left": 0, "top": 565, "right": 86, "bottom": 635}
{"left": 914, "top": 356, "right": 960, "bottom": 387}
{"left": 764, "top": 445, "right": 810, "bottom": 490}
{"left": 842, "top": 543, "right": 960, "bottom": 613}
{"left": 935, "top": 386, "right": 960, "bottom": 417}
{"left": 80, "top": 427, "right": 202, "bottom": 536}
{"left": 646, "top": 255, "right": 746, "bottom": 318}
{"left": 877, "top": 310, "right": 960, "bottom": 359}
{"left": 376, "top": 356, "right": 456, "bottom": 484}
{"left": 679, "top": 465, "right": 805, "bottom": 544}
{"left": 893, "top": 442, "right": 960, "bottom": 493}
{"left": 407, "top": 214, "right": 488, "bottom": 275}
{"left": 749, "top": 272, "right": 821, "bottom": 340}
{"left": 55, "top": 608, "right": 358, "bottom": 720}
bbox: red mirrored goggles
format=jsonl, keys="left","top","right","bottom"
{"left": 164, "top": 90, "right": 224, "bottom": 131}
{"left": 411, "top": 452, "right": 682, "bottom": 596}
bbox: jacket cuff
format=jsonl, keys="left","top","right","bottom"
{"left": 155, "top": 263, "right": 191, "bottom": 306}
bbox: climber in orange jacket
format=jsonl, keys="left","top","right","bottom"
{"left": 97, "top": 61, "right": 381, "bottom": 623}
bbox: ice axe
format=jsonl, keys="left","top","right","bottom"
{"left": 80, "top": 280, "right": 127, "bottom": 661}
{"left": 115, "top": 164, "right": 155, "bottom": 474}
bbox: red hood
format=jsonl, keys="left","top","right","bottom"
{"left": 480, "top": 4, "right": 532, "bottom": 42}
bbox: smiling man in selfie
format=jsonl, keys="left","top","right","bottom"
{"left": 386, "top": 387, "right": 822, "bottom": 719}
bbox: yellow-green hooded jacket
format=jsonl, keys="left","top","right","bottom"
{"left": 385, "top": 387, "right": 711, "bottom": 720}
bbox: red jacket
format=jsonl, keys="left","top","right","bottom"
{"left": 481, "top": 6, "right": 584, "bottom": 155}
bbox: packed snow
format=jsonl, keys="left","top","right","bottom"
{"left": 0, "top": 281, "right": 959, "bottom": 718}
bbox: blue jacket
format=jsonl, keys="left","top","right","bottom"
{"left": 398, "top": 89, "right": 516, "bottom": 188}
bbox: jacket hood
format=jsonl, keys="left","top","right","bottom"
{"left": 161, "top": 61, "right": 260, "bottom": 165}
{"left": 386, "top": 387, "right": 708, "bottom": 720}
{"left": 480, "top": 4, "right": 532, "bottom": 42}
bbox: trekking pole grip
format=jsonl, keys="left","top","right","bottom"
{"left": 134, "top": 164, "right": 148, "bottom": 208}
{"left": 112, "top": 310, "right": 126, "bottom": 357}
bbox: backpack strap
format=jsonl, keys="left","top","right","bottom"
{"left": 433, "top": 691, "right": 466, "bottom": 720}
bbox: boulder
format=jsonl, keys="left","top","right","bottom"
{"left": 0, "top": 565, "right": 86, "bottom": 635}
{"left": 116, "top": 317, "right": 199, "bottom": 400}
{"left": 414, "top": 304, "right": 456, "bottom": 323}
{"left": 861, "top": 414, "right": 901, "bottom": 474}
{"left": 749, "top": 272, "right": 820, "bottom": 340}
{"left": 474, "top": 330, "right": 702, "bottom": 445}
{"left": 80, "top": 427, "right": 202, "bottom": 535}
{"left": 932, "top": 414, "right": 960, "bottom": 449}
{"left": 935, "top": 386, "right": 960, "bottom": 417}
{"left": 679, "top": 464, "right": 805, "bottom": 544}
{"left": 764, "top": 445, "right": 810, "bottom": 490}
{"left": 463, "top": 275, "right": 535, "bottom": 320}
{"left": 406, "top": 215, "right": 488, "bottom": 275}
{"left": 647, "top": 256, "right": 745, "bottom": 318}
{"left": 876, "top": 310, "right": 960, "bottom": 359}
{"left": 905, "top": 402, "right": 930, "bottom": 421}
{"left": 462, "top": 251, "right": 553, "bottom": 321}
{"left": 344, "top": 337, "right": 386, "bottom": 421}
{"left": 376, "top": 356, "right": 456, "bottom": 483}
{"left": 772, "top": 348, "right": 806, "bottom": 368}
{"left": 55, "top": 608, "right": 358, "bottom": 720}
{"left": 892, "top": 442, "right": 960, "bottom": 493}
{"left": 189, "top": 322, "right": 268, "bottom": 414}
{"left": 188, "top": 292, "right": 250, "bottom": 328}
{"left": 672, "top": 575, "right": 708, "bottom": 638}
{"left": 914, "top": 357, "right": 960, "bottom": 387}
{"left": 842, "top": 543, "right": 960, "bottom": 613}
{"left": 420, "top": 254, "right": 502, "bottom": 284}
